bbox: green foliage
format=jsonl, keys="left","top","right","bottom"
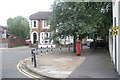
{"left": 50, "top": 1, "right": 112, "bottom": 52}
{"left": 7, "top": 16, "right": 30, "bottom": 38}
{"left": 84, "top": 2, "right": 112, "bottom": 38}
{"left": 50, "top": 1, "right": 112, "bottom": 38}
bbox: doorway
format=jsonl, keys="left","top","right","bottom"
{"left": 33, "top": 33, "right": 37, "bottom": 44}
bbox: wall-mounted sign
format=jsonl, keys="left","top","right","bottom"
{"left": 112, "top": 26, "right": 119, "bottom": 35}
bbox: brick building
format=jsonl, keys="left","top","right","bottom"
{"left": 29, "top": 11, "right": 55, "bottom": 48}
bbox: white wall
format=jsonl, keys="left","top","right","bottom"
{"left": 42, "top": 20, "right": 50, "bottom": 29}
{"left": 109, "top": 29, "right": 113, "bottom": 59}
{"left": 59, "top": 36, "right": 73, "bottom": 45}
{"left": 40, "top": 32, "right": 52, "bottom": 44}
{"left": 31, "top": 20, "right": 38, "bottom": 28}
{"left": 30, "top": 31, "right": 38, "bottom": 44}
{"left": 112, "top": 0, "right": 120, "bottom": 73}
{"left": 2, "top": 30, "right": 6, "bottom": 39}
{"left": 118, "top": 24, "right": 120, "bottom": 74}
{"left": 118, "top": 1, "right": 120, "bottom": 75}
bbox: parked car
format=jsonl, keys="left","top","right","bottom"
{"left": 90, "top": 39, "right": 107, "bottom": 48}
{"left": 87, "top": 38, "right": 94, "bottom": 47}
{"left": 25, "top": 39, "right": 30, "bottom": 45}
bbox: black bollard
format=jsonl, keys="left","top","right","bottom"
{"left": 60, "top": 45, "right": 62, "bottom": 52}
{"left": 33, "top": 51, "right": 37, "bottom": 67}
{"left": 68, "top": 44, "right": 70, "bottom": 51}
{"left": 40, "top": 47, "right": 43, "bottom": 56}
{"left": 31, "top": 49, "right": 37, "bottom": 67}
{"left": 51, "top": 45, "right": 53, "bottom": 53}
{"left": 46, "top": 46, "right": 48, "bottom": 54}
{"left": 31, "top": 49, "right": 34, "bottom": 64}
{"left": 33, "top": 49, "right": 37, "bottom": 67}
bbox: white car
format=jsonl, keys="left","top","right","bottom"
{"left": 87, "top": 38, "right": 94, "bottom": 47}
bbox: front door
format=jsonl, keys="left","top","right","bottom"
{"left": 33, "top": 33, "right": 37, "bottom": 44}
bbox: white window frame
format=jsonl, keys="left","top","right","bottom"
{"left": 42, "top": 20, "right": 50, "bottom": 29}
{"left": 31, "top": 20, "right": 38, "bottom": 28}
{"left": 30, "top": 31, "right": 38, "bottom": 44}
{"left": 40, "top": 32, "right": 51, "bottom": 44}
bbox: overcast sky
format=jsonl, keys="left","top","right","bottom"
{"left": 0, "top": 0, "right": 54, "bottom": 26}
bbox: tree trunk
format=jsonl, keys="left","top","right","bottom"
{"left": 80, "top": 39, "right": 83, "bottom": 50}
{"left": 73, "top": 33, "right": 76, "bottom": 53}
{"left": 64, "top": 35, "right": 66, "bottom": 47}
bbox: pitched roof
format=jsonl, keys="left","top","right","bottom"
{"left": 29, "top": 11, "right": 51, "bottom": 20}
{"left": 0, "top": 25, "right": 7, "bottom": 28}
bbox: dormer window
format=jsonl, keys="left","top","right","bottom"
{"left": 34, "top": 21, "right": 36, "bottom": 27}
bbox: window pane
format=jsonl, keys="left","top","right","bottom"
{"left": 45, "top": 32, "right": 48, "bottom": 39}
{"left": 42, "top": 33, "right": 43, "bottom": 39}
{"left": 44, "top": 20, "right": 49, "bottom": 27}
{"left": 34, "top": 21, "right": 36, "bottom": 27}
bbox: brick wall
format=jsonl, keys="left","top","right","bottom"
{"left": 8, "top": 36, "right": 25, "bottom": 48}
{"left": 31, "top": 20, "right": 42, "bottom": 32}
{"left": 1, "top": 38, "right": 8, "bottom": 43}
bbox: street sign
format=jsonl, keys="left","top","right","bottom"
{"left": 112, "top": 26, "right": 119, "bottom": 35}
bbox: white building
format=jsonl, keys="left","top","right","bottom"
{"left": 109, "top": 0, "right": 120, "bottom": 75}
{"left": 0, "top": 25, "right": 7, "bottom": 39}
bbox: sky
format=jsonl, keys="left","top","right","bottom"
{"left": 0, "top": 0, "right": 54, "bottom": 26}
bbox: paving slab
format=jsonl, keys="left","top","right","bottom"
{"left": 24, "top": 47, "right": 90, "bottom": 78}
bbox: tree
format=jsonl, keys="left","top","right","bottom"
{"left": 50, "top": 1, "right": 112, "bottom": 52}
{"left": 84, "top": 2, "right": 112, "bottom": 39}
{"left": 7, "top": 16, "right": 30, "bottom": 38}
{"left": 50, "top": 2, "right": 93, "bottom": 52}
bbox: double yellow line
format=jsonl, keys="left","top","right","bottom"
{"left": 17, "top": 60, "right": 40, "bottom": 79}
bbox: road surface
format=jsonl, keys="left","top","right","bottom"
{"left": 2, "top": 46, "right": 31, "bottom": 78}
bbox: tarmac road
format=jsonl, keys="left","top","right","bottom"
{"left": 1, "top": 46, "right": 31, "bottom": 78}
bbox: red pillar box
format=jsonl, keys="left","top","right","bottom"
{"left": 76, "top": 39, "right": 81, "bottom": 56}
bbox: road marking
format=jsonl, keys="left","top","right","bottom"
{"left": 17, "top": 61, "right": 33, "bottom": 78}
{"left": 17, "top": 60, "right": 40, "bottom": 79}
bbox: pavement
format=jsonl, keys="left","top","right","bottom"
{"left": 68, "top": 49, "right": 119, "bottom": 79}
{"left": 19, "top": 46, "right": 120, "bottom": 79}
